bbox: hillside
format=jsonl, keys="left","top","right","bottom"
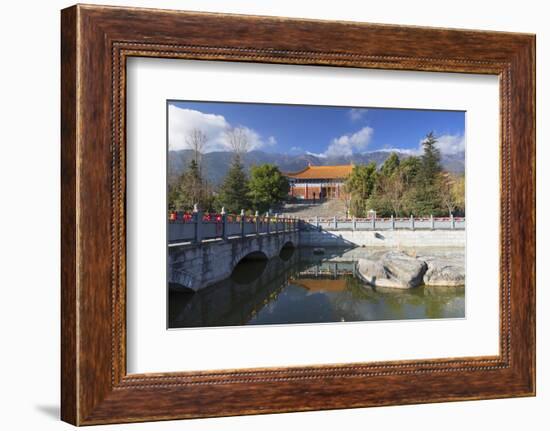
{"left": 168, "top": 149, "right": 465, "bottom": 185}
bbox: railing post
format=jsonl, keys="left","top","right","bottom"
{"left": 221, "top": 207, "right": 228, "bottom": 241}
{"left": 316, "top": 215, "right": 320, "bottom": 231}
{"left": 352, "top": 216, "right": 356, "bottom": 231}
{"left": 193, "top": 204, "right": 203, "bottom": 243}
{"left": 431, "top": 214, "right": 435, "bottom": 230}
{"left": 391, "top": 214, "right": 395, "bottom": 230}
{"left": 275, "top": 213, "right": 279, "bottom": 233}
{"left": 451, "top": 213, "right": 455, "bottom": 230}
{"left": 410, "top": 214, "right": 415, "bottom": 231}
{"left": 255, "top": 211, "right": 260, "bottom": 236}
{"left": 240, "top": 209, "right": 245, "bottom": 238}
{"left": 372, "top": 214, "right": 376, "bottom": 230}
{"left": 265, "top": 212, "right": 270, "bottom": 234}
{"left": 333, "top": 215, "right": 337, "bottom": 230}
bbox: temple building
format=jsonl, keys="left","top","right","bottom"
{"left": 285, "top": 164, "right": 353, "bottom": 200}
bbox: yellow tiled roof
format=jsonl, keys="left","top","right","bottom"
{"left": 285, "top": 165, "right": 354, "bottom": 180}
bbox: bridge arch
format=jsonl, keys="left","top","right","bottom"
{"left": 169, "top": 230, "right": 299, "bottom": 292}
{"left": 234, "top": 249, "right": 268, "bottom": 266}
{"left": 279, "top": 240, "right": 296, "bottom": 261}
{"left": 281, "top": 240, "right": 295, "bottom": 250}
{"left": 231, "top": 250, "right": 269, "bottom": 284}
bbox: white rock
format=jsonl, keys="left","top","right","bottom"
{"left": 357, "top": 251, "right": 427, "bottom": 289}
{"left": 423, "top": 257, "right": 465, "bottom": 287}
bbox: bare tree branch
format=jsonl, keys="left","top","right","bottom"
{"left": 225, "top": 126, "right": 250, "bottom": 158}
{"left": 185, "top": 128, "right": 207, "bottom": 167}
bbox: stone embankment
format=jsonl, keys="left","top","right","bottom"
{"left": 300, "top": 229, "right": 465, "bottom": 249}
{"left": 357, "top": 250, "right": 464, "bottom": 289}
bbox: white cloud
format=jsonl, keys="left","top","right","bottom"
{"left": 306, "top": 150, "right": 327, "bottom": 158}
{"left": 433, "top": 134, "right": 465, "bottom": 155}
{"left": 229, "top": 126, "right": 266, "bottom": 152}
{"left": 348, "top": 108, "right": 368, "bottom": 121}
{"left": 324, "top": 126, "right": 374, "bottom": 158}
{"left": 168, "top": 105, "right": 273, "bottom": 152}
{"left": 417, "top": 133, "right": 465, "bottom": 155}
{"left": 378, "top": 134, "right": 465, "bottom": 157}
{"left": 380, "top": 134, "right": 465, "bottom": 157}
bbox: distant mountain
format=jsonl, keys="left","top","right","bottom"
{"left": 168, "top": 149, "right": 465, "bottom": 185}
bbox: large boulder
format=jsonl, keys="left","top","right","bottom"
{"left": 357, "top": 259, "right": 403, "bottom": 289}
{"left": 423, "top": 257, "right": 465, "bottom": 287}
{"left": 357, "top": 251, "right": 427, "bottom": 289}
{"left": 382, "top": 251, "right": 428, "bottom": 288}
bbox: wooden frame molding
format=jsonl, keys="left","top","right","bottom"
{"left": 61, "top": 4, "right": 535, "bottom": 425}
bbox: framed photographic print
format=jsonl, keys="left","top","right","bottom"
{"left": 61, "top": 4, "right": 536, "bottom": 425}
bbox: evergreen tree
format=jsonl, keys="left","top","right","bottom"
{"left": 169, "top": 159, "right": 209, "bottom": 211}
{"left": 413, "top": 132, "right": 443, "bottom": 215}
{"left": 248, "top": 164, "right": 289, "bottom": 213}
{"left": 380, "top": 152, "right": 400, "bottom": 177}
{"left": 217, "top": 155, "right": 251, "bottom": 213}
{"left": 419, "top": 131, "right": 442, "bottom": 185}
{"left": 400, "top": 156, "right": 421, "bottom": 186}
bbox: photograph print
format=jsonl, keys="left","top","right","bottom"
{"left": 167, "top": 101, "right": 466, "bottom": 329}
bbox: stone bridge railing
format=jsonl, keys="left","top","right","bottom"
{"left": 302, "top": 215, "right": 465, "bottom": 231}
{"left": 169, "top": 210, "right": 299, "bottom": 244}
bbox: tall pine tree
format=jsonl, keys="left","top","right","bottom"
{"left": 217, "top": 155, "right": 251, "bottom": 213}
{"left": 419, "top": 132, "right": 441, "bottom": 185}
{"left": 413, "top": 132, "right": 443, "bottom": 215}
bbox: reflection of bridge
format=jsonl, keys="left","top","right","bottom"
{"left": 168, "top": 211, "right": 299, "bottom": 291}
{"left": 169, "top": 251, "right": 300, "bottom": 327}
{"left": 296, "top": 262, "right": 357, "bottom": 278}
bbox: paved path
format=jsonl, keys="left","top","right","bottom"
{"left": 281, "top": 199, "right": 347, "bottom": 218}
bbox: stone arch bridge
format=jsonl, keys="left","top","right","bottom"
{"left": 169, "top": 215, "right": 299, "bottom": 291}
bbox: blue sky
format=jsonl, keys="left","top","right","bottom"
{"left": 168, "top": 100, "right": 465, "bottom": 157}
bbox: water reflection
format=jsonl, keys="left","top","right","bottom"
{"left": 168, "top": 248, "right": 465, "bottom": 329}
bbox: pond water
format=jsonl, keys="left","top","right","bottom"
{"left": 168, "top": 247, "right": 465, "bottom": 329}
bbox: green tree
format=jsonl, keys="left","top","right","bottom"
{"left": 344, "top": 162, "right": 377, "bottom": 217}
{"left": 400, "top": 156, "right": 422, "bottom": 186}
{"left": 217, "top": 156, "right": 251, "bottom": 213}
{"left": 413, "top": 132, "right": 443, "bottom": 215}
{"left": 369, "top": 168, "right": 407, "bottom": 217}
{"left": 248, "top": 164, "right": 289, "bottom": 213}
{"left": 168, "top": 160, "right": 202, "bottom": 211}
{"left": 367, "top": 154, "right": 408, "bottom": 217}
{"left": 380, "top": 152, "right": 400, "bottom": 177}
{"left": 169, "top": 159, "right": 211, "bottom": 211}
{"left": 419, "top": 131, "right": 442, "bottom": 185}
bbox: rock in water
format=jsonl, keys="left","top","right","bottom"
{"left": 423, "top": 257, "right": 465, "bottom": 287}
{"left": 357, "top": 259, "right": 402, "bottom": 289}
{"left": 357, "top": 251, "right": 427, "bottom": 289}
{"left": 382, "top": 251, "right": 428, "bottom": 288}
